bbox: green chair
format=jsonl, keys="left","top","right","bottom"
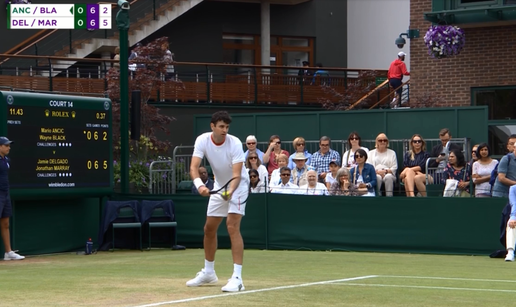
{"left": 111, "top": 206, "right": 142, "bottom": 252}
{"left": 147, "top": 208, "right": 178, "bottom": 250}
{"left": 177, "top": 180, "right": 193, "bottom": 191}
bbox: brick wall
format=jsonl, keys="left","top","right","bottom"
{"left": 409, "top": 0, "right": 516, "bottom": 107}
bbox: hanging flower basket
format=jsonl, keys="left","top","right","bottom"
{"left": 423, "top": 25, "right": 465, "bottom": 59}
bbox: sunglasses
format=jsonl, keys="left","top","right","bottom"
{"left": 272, "top": 141, "right": 281, "bottom": 144}
{"left": 247, "top": 142, "right": 256, "bottom": 145}
{"left": 249, "top": 157, "right": 258, "bottom": 160}
{"left": 412, "top": 140, "right": 422, "bottom": 144}
{"left": 250, "top": 175, "right": 257, "bottom": 178}
{"left": 378, "top": 139, "right": 388, "bottom": 143}
{"left": 280, "top": 173, "right": 291, "bottom": 177}
{"left": 297, "top": 143, "right": 305, "bottom": 146}
{"left": 355, "top": 154, "right": 364, "bottom": 158}
{"left": 350, "top": 137, "right": 359, "bottom": 141}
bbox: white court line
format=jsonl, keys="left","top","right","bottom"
{"left": 381, "top": 275, "right": 516, "bottom": 283}
{"left": 334, "top": 282, "right": 516, "bottom": 293}
{"left": 132, "top": 275, "right": 378, "bottom": 307}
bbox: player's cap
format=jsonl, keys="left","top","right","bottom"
{"left": 292, "top": 152, "right": 308, "bottom": 161}
{"left": 0, "top": 137, "right": 13, "bottom": 145}
{"left": 329, "top": 160, "right": 338, "bottom": 166}
{"left": 398, "top": 51, "right": 407, "bottom": 57}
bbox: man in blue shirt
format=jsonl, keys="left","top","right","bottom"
{"left": 505, "top": 185, "right": 516, "bottom": 261}
{"left": 0, "top": 137, "right": 25, "bottom": 260}
{"left": 493, "top": 135, "right": 516, "bottom": 198}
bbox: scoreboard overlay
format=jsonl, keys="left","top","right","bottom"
{"left": 0, "top": 91, "right": 113, "bottom": 196}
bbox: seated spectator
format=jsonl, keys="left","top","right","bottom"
{"left": 329, "top": 168, "right": 360, "bottom": 196}
{"left": 325, "top": 160, "right": 340, "bottom": 189}
{"left": 113, "top": 47, "right": 120, "bottom": 69}
{"left": 269, "top": 153, "right": 288, "bottom": 188}
{"left": 367, "top": 133, "right": 398, "bottom": 197}
{"left": 311, "top": 136, "right": 341, "bottom": 183}
{"left": 493, "top": 134, "right": 516, "bottom": 198}
{"left": 428, "top": 128, "right": 462, "bottom": 184}
{"left": 311, "top": 63, "right": 330, "bottom": 85}
{"left": 263, "top": 135, "right": 289, "bottom": 175}
{"left": 400, "top": 134, "right": 431, "bottom": 197}
{"left": 270, "top": 167, "right": 298, "bottom": 194}
{"left": 288, "top": 137, "right": 312, "bottom": 170}
{"left": 244, "top": 135, "right": 264, "bottom": 163}
{"left": 291, "top": 152, "right": 315, "bottom": 186}
{"left": 504, "top": 185, "right": 516, "bottom": 261}
{"left": 442, "top": 149, "right": 472, "bottom": 197}
{"left": 471, "top": 144, "right": 479, "bottom": 163}
{"left": 191, "top": 166, "right": 214, "bottom": 194}
{"left": 249, "top": 169, "right": 266, "bottom": 193}
{"left": 245, "top": 153, "right": 268, "bottom": 185}
{"left": 299, "top": 170, "right": 329, "bottom": 195}
{"left": 472, "top": 143, "right": 498, "bottom": 197}
{"left": 350, "top": 149, "right": 376, "bottom": 197}
{"left": 342, "top": 132, "right": 369, "bottom": 169}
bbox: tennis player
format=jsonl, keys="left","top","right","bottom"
{"left": 187, "top": 111, "right": 249, "bottom": 292}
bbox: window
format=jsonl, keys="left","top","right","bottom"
{"left": 455, "top": 0, "right": 501, "bottom": 7}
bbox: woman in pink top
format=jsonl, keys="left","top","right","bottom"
{"left": 263, "top": 135, "right": 289, "bottom": 175}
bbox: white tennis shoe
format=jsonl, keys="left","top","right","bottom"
{"left": 221, "top": 276, "right": 245, "bottom": 292}
{"left": 4, "top": 251, "right": 25, "bottom": 261}
{"left": 505, "top": 250, "right": 515, "bottom": 262}
{"left": 186, "top": 269, "right": 218, "bottom": 287}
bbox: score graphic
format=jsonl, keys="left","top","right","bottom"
{"left": 8, "top": 4, "right": 111, "bottom": 29}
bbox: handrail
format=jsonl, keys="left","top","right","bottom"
{"left": 367, "top": 79, "right": 410, "bottom": 110}
{"left": 346, "top": 79, "right": 389, "bottom": 111}
{"left": 0, "top": 0, "right": 140, "bottom": 66}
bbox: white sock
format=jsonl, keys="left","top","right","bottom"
{"left": 204, "top": 260, "right": 215, "bottom": 274}
{"left": 508, "top": 248, "right": 514, "bottom": 255}
{"left": 233, "top": 263, "right": 242, "bottom": 279}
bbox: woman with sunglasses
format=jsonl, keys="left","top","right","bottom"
{"left": 342, "top": 132, "right": 369, "bottom": 169}
{"left": 249, "top": 169, "right": 266, "bottom": 193}
{"left": 245, "top": 153, "right": 268, "bottom": 185}
{"left": 350, "top": 149, "right": 376, "bottom": 196}
{"left": 472, "top": 143, "right": 498, "bottom": 197}
{"left": 329, "top": 168, "right": 359, "bottom": 196}
{"left": 400, "top": 134, "right": 431, "bottom": 197}
{"left": 287, "top": 137, "right": 312, "bottom": 170}
{"left": 367, "top": 133, "right": 398, "bottom": 197}
{"left": 263, "top": 135, "right": 289, "bottom": 175}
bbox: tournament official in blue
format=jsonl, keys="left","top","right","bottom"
{"left": 0, "top": 137, "right": 25, "bottom": 260}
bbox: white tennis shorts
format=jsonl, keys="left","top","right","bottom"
{"left": 207, "top": 183, "right": 248, "bottom": 217}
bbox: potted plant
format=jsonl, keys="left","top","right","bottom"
{"left": 424, "top": 25, "right": 465, "bottom": 59}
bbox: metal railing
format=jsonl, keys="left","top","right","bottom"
{"left": 148, "top": 160, "right": 175, "bottom": 194}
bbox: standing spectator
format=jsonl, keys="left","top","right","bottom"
{"left": 287, "top": 137, "right": 312, "bottom": 170}
{"left": 350, "top": 149, "right": 377, "bottom": 197}
{"left": 325, "top": 160, "right": 340, "bottom": 190}
{"left": 263, "top": 135, "right": 289, "bottom": 175}
{"left": 161, "top": 41, "right": 175, "bottom": 80}
{"left": 492, "top": 134, "right": 516, "bottom": 198}
{"left": 113, "top": 47, "right": 120, "bottom": 69}
{"left": 297, "top": 61, "right": 311, "bottom": 85}
{"left": 442, "top": 149, "right": 472, "bottom": 197}
{"left": 191, "top": 166, "right": 214, "bottom": 195}
{"left": 367, "top": 133, "right": 398, "bottom": 197}
{"left": 472, "top": 143, "right": 498, "bottom": 197}
{"left": 299, "top": 170, "right": 329, "bottom": 195}
{"left": 329, "top": 168, "right": 360, "bottom": 196}
{"left": 342, "top": 132, "right": 369, "bottom": 169}
{"left": 311, "top": 63, "right": 330, "bottom": 85}
{"left": 400, "top": 134, "right": 431, "bottom": 197}
{"left": 244, "top": 135, "right": 264, "bottom": 163}
{"left": 0, "top": 137, "right": 25, "bottom": 260}
{"left": 129, "top": 42, "right": 142, "bottom": 61}
{"left": 311, "top": 136, "right": 341, "bottom": 183}
{"left": 245, "top": 153, "right": 268, "bottom": 185}
{"left": 387, "top": 51, "right": 410, "bottom": 108}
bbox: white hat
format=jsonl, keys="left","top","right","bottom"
{"left": 292, "top": 152, "right": 308, "bottom": 161}
{"left": 398, "top": 51, "right": 407, "bottom": 57}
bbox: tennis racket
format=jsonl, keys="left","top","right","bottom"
{"left": 209, "top": 177, "right": 249, "bottom": 204}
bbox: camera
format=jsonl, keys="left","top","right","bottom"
{"left": 118, "top": 0, "right": 130, "bottom": 10}
{"left": 395, "top": 37, "right": 406, "bottom": 49}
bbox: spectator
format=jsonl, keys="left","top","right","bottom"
{"left": 245, "top": 153, "right": 268, "bottom": 185}
{"left": 472, "top": 143, "right": 498, "bottom": 197}
{"left": 442, "top": 149, "right": 472, "bottom": 197}
{"left": 299, "top": 170, "right": 329, "bottom": 195}
{"left": 161, "top": 41, "right": 175, "bottom": 80}
{"left": 128, "top": 42, "right": 142, "bottom": 61}
{"left": 113, "top": 47, "right": 120, "bottom": 69}
{"left": 249, "top": 169, "right": 266, "bottom": 193}
{"left": 311, "top": 136, "right": 341, "bottom": 183}
{"left": 504, "top": 185, "right": 516, "bottom": 261}
{"left": 400, "top": 134, "right": 431, "bottom": 197}
{"left": 269, "top": 154, "right": 288, "bottom": 188}
{"left": 471, "top": 144, "right": 480, "bottom": 163}
{"left": 263, "top": 135, "right": 289, "bottom": 175}
{"left": 290, "top": 152, "right": 314, "bottom": 187}
{"left": 191, "top": 166, "right": 214, "bottom": 194}
{"left": 492, "top": 134, "right": 516, "bottom": 198}
{"left": 387, "top": 51, "right": 410, "bottom": 108}
{"left": 288, "top": 137, "right": 312, "bottom": 170}
{"left": 367, "top": 133, "right": 398, "bottom": 197}
{"left": 311, "top": 63, "right": 330, "bottom": 85}
{"left": 329, "top": 168, "right": 360, "bottom": 196}
{"left": 428, "top": 128, "right": 462, "bottom": 184}
{"left": 325, "top": 160, "right": 340, "bottom": 190}
{"left": 270, "top": 167, "right": 298, "bottom": 194}
{"left": 297, "top": 61, "right": 311, "bottom": 85}
{"left": 244, "top": 135, "right": 264, "bottom": 163}
{"left": 350, "top": 149, "right": 376, "bottom": 197}
{"left": 342, "top": 131, "right": 369, "bottom": 169}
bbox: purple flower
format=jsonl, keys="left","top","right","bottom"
{"left": 424, "top": 25, "right": 465, "bottom": 59}
{"left": 146, "top": 162, "right": 150, "bottom": 167}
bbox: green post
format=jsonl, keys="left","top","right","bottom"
{"left": 116, "top": 3, "right": 130, "bottom": 193}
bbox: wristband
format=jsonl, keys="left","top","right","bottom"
{"left": 193, "top": 178, "right": 205, "bottom": 190}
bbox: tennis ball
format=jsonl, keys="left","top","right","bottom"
{"left": 222, "top": 191, "right": 230, "bottom": 198}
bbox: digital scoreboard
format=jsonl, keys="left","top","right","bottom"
{"left": 7, "top": 4, "right": 112, "bottom": 29}
{"left": 0, "top": 91, "right": 113, "bottom": 196}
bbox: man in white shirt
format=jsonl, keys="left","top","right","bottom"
{"left": 300, "top": 170, "right": 329, "bottom": 195}
{"left": 270, "top": 167, "right": 298, "bottom": 194}
{"left": 187, "top": 111, "right": 249, "bottom": 292}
